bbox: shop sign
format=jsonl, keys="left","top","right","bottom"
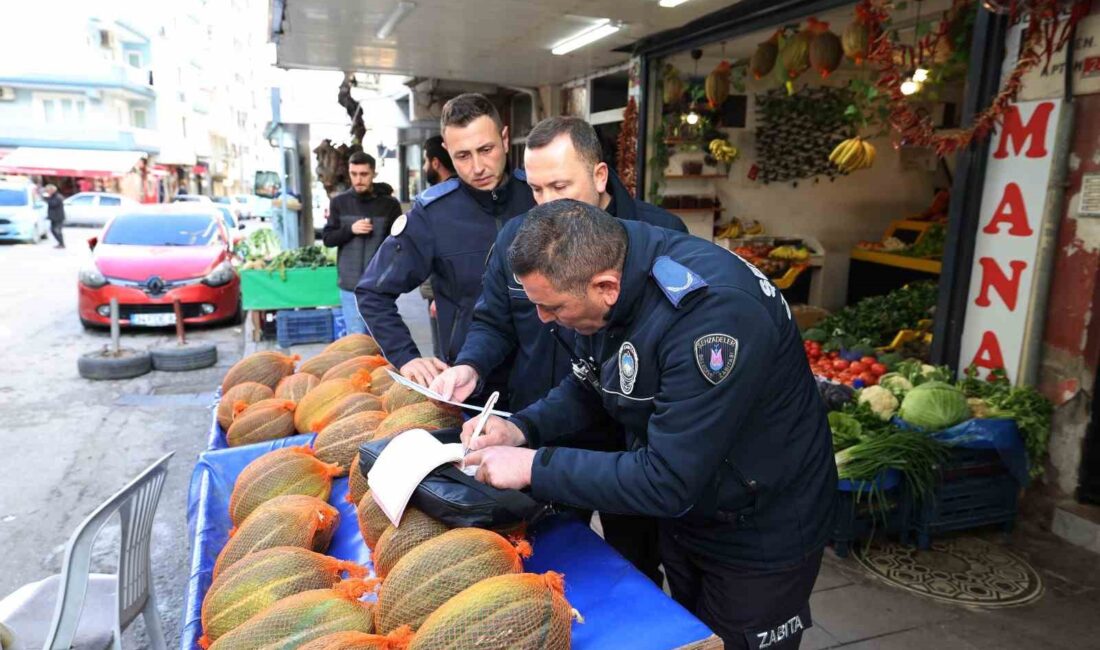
{"left": 958, "top": 98, "right": 1063, "bottom": 382}
{"left": 1018, "top": 13, "right": 1100, "bottom": 100}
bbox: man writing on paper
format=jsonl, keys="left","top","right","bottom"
{"left": 430, "top": 116, "right": 686, "bottom": 583}
{"left": 462, "top": 200, "right": 836, "bottom": 650}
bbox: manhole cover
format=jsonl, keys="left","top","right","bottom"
{"left": 854, "top": 537, "right": 1044, "bottom": 608}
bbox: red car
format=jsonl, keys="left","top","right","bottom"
{"left": 78, "top": 205, "right": 241, "bottom": 329}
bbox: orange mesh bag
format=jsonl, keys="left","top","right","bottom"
{"left": 356, "top": 490, "right": 390, "bottom": 548}
{"left": 322, "top": 355, "right": 390, "bottom": 382}
{"left": 213, "top": 495, "right": 339, "bottom": 578}
{"left": 299, "top": 351, "right": 359, "bottom": 378}
{"left": 375, "top": 528, "right": 531, "bottom": 634}
{"left": 217, "top": 382, "right": 274, "bottom": 431}
{"left": 372, "top": 507, "right": 449, "bottom": 579}
{"left": 297, "top": 628, "right": 414, "bottom": 650}
{"left": 347, "top": 451, "right": 369, "bottom": 505}
{"left": 324, "top": 333, "right": 382, "bottom": 357}
{"left": 372, "top": 402, "right": 462, "bottom": 442}
{"left": 368, "top": 366, "right": 396, "bottom": 396}
{"left": 206, "top": 581, "right": 376, "bottom": 650}
{"left": 221, "top": 351, "right": 298, "bottom": 393}
{"left": 380, "top": 384, "right": 429, "bottom": 412}
{"left": 274, "top": 372, "right": 320, "bottom": 403}
{"left": 315, "top": 411, "right": 388, "bottom": 474}
{"left": 225, "top": 399, "right": 297, "bottom": 447}
{"left": 409, "top": 572, "right": 576, "bottom": 650}
{"left": 228, "top": 446, "right": 342, "bottom": 526}
{"left": 313, "top": 393, "right": 385, "bottom": 434}
{"left": 200, "top": 547, "right": 368, "bottom": 646}
{"left": 295, "top": 372, "right": 374, "bottom": 434}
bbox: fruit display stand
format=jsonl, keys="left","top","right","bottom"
{"left": 239, "top": 267, "right": 341, "bottom": 343}
{"left": 719, "top": 235, "right": 828, "bottom": 306}
{"left": 848, "top": 221, "right": 943, "bottom": 303}
{"left": 182, "top": 438, "right": 723, "bottom": 649}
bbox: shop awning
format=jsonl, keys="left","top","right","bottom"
{"left": 0, "top": 147, "right": 145, "bottom": 178}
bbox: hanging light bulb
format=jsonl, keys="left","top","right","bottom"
{"left": 900, "top": 77, "right": 921, "bottom": 95}
{"left": 685, "top": 111, "right": 700, "bottom": 125}
{"left": 912, "top": 67, "right": 930, "bottom": 83}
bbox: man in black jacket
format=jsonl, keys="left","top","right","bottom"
{"left": 322, "top": 152, "right": 402, "bottom": 335}
{"left": 43, "top": 184, "right": 65, "bottom": 248}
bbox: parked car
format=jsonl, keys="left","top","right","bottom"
{"left": 0, "top": 180, "right": 48, "bottom": 243}
{"left": 230, "top": 195, "right": 253, "bottom": 220}
{"left": 212, "top": 205, "right": 246, "bottom": 243}
{"left": 77, "top": 205, "right": 241, "bottom": 329}
{"left": 172, "top": 194, "right": 214, "bottom": 204}
{"left": 62, "top": 191, "right": 138, "bottom": 228}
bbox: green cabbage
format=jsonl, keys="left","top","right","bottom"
{"left": 898, "top": 381, "right": 970, "bottom": 431}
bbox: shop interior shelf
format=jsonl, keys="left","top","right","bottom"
{"left": 849, "top": 248, "right": 943, "bottom": 274}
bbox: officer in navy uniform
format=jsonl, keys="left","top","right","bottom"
{"left": 463, "top": 200, "right": 837, "bottom": 650}
{"left": 356, "top": 93, "right": 535, "bottom": 390}
{"left": 430, "top": 115, "right": 686, "bottom": 584}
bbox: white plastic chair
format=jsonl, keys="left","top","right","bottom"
{"left": 0, "top": 453, "right": 173, "bottom": 650}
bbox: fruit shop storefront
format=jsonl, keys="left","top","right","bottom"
{"left": 627, "top": 0, "right": 1100, "bottom": 541}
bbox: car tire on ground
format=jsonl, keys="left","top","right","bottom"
{"left": 150, "top": 343, "right": 218, "bottom": 371}
{"left": 78, "top": 348, "right": 153, "bottom": 380}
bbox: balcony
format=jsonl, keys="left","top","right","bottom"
{"left": 0, "top": 62, "right": 154, "bottom": 100}
{"left": 0, "top": 121, "right": 160, "bottom": 154}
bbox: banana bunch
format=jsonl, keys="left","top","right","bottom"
{"left": 715, "top": 220, "right": 742, "bottom": 239}
{"left": 829, "top": 136, "right": 876, "bottom": 173}
{"left": 708, "top": 139, "right": 739, "bottom": 164}
{"left": 769, "top": 245, "right": 810, "bottom": 261}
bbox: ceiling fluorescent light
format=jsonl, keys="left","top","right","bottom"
{"left": 551, "top": 19, "right": 621, "bottom": 56}
{"left": 659, "top": 0, "right": 692, "bottom": 7}
{"left": 376, "top": 1, "right": 416, "bottom": 39}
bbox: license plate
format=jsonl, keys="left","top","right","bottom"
{"left": 131, "top": 312, "right": 177, "bottom": 326}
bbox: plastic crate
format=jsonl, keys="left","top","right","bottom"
{"left": 331, "top": 308, "right": 348, "bottom": 339}
{"left": 831, "top": 471, "right": 905, "bottom": 558}
{"left": 275, "top": 308, "right": 335, "bottom": 348}
{"left": 904, "top": 448, "right": 1019, "bottom": 549}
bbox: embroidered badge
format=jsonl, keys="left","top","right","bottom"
{"left": 694, "top": 333, "right": 738, "bottom": 385}
{"left": 390, "top": 213, "right": 408, "bottom": 236}
{"left": 618, "top": 341, "right": 638, "bottom": 395}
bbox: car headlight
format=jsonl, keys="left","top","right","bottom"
{"left": 79, "top": 265, "right": 108, "bottom": 288}
{"left": 202, "top": 261, "right": 236, "bottom": 287}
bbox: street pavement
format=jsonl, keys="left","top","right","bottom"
{"left": 1, "top": 226, "right": 1097, "bottom": 648}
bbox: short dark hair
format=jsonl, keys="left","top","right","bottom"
{"left": 348, "top": 151, "right": 376, "bottom": 169}
{"left": 424, "top": 135, "right": 455, "bottom": 173}
{"left": 526, "top": 116, "right": 603, "bottom": 168}
{"left": 440, "top": 93, "right": 502, "bottom": 132}
{"left": 508, "top": 199, "right": 627, "bottom": 295}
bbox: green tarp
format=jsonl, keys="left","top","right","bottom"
{"left": 240, "top": 267, "right": 340, "bottom": 310}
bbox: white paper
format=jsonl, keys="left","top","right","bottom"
{"left": 384, "top": 369, "right": 513, "bottom": 417}
{"left": 367, "top": 428, "right": 466, "bottom": 527}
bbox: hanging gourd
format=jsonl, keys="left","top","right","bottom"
{"left": 807, "top": 18, "right": 843, "bottom": 79}
{"left": 705, "top": 60, "right": 732, "bottom": 109}
{"left": 779, "top": 25, "right": 812, "bottom": 80}
{"left": 842, "top": 17, "right": 871, "bottom": 64}
{"left": 750, "top": 32, "right": 780, "bottom": 80}
{"left": 662, "top": 64, "right": 685, "bottom": 106}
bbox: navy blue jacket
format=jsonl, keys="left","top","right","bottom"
{"left": 355, "top": 172, "right": 535, "bottom": 371}
{"left": 455, "top": 172, "right": 688, "bottom": 414}
{"left": 512, "top": 220, "right": 837, "bottom": 569}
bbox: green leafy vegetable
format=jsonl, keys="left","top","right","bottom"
{"left": 959, "top": 367, "right": 1054, "bottom": 478}
{"left": 898, "top": 381, "right": 970, "bottom": 431}
{"left": 816, "top": 282, "right": 938, "bottom": 349}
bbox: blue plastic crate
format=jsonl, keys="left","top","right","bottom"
{"left": 831, "top": 470, "right": 904, "bottom": 558}
{"left": 276, "top": 309, "right": 335, "bottom": 348}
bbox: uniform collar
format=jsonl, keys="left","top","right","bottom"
{"left": 605, "top": 221, "right": 659, "bottom": 331}
{"left": 604, "top": 170, "right": 638, "bottom": 222}
{"left": 461, "top": 173, "right": 513, "bottom": 212}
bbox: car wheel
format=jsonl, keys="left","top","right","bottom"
{"left": 78, "top": 348, "right": 153, "bottom": 380}
{"left": 150, "top": 342, "right": 218, "bottom": 371}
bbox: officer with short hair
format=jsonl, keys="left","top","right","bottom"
{"left": 430, "top": 115, "right": 687, "bottom": 583}
{"left": 463, "top": 200, "right": 837, "bottom": 650}
{"left": 356, "top": 93, "right": 535, "bottom": 389}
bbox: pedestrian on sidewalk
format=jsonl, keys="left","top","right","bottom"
{"left": 323, "top": 152, "right": 402, "bottom": 335}
{"left": 43, "top": 184, "right": 65, "bottom": 248}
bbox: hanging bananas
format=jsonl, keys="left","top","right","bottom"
{"left": 829, "top": 136, "right": 876, "bottom": 173}
{"left": 708, "top": 139, "right": 739, "bottom": 164}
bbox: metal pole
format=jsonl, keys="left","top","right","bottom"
{"left": 109, "top": 297, "right": 120, "bottom": 356}
{"left": 173, "top": 299, "right": 186, "bottom": 345}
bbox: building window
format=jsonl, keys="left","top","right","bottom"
{"left": 132, "top": 107, "right": 147, "bottom": 129}
{"left": 181, "top": 116, "right": 188, "bottom": 138}
{"left": 127, "top": 51, "right": 143, "bottom": 68}
{"left": 34, "top": 93, "right": 86, "bottom": 124}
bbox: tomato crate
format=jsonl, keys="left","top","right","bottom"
{"left": 275, "top": 308, "right": 335, "bottom": 348}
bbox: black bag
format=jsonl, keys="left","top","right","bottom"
{"left": 357, "top": 428, "right": 554, "bottom": 529}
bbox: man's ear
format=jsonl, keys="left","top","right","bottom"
{"left": 590, "top": 271, "right": 621, "bottom": 307}
{"left": 593, "top": 161, "right": 609, "bottom": 195}
{"left": 500, "top": 125, "right": 510, "bottom": 151}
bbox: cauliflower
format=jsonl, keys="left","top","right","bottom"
{"left": 858, "top": 385, "right": 899, "bottom": 421}
{"left": 920, "top": 364, "right": 938, "bottom": 378}
{"left": 878, "top": 373, "right": 913, "bottom": 395}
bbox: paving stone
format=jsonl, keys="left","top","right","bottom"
{"left": 801, "top": 622, "right": 840, "bottom": 650}
{"left": 809, "top": 583, "right": 959, "bottom": 644}
{"left": 840, "top": 625, "right": 980, "bottom": 650}
{"left": 813, "top": 561, "right": 852, "bottom": 593}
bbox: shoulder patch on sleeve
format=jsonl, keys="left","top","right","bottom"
{"left": 694, "top": 334, "right": 738, "bottom": 385}
{"left": 390, "top": 213, "right": 408, "bottom": 236}
{"left": 651, "top": 256, "right": 708, "bottom": 307}
{"left": 414, "top": 177, "right": 460, "bottom": 207}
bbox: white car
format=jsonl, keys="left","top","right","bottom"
{"left": 230, "top": 195, "right": 253, "bottom": 219}
{"left": 64, "top": 192, "right": 139, "bottom": 228}
{"left": 172, "top": 195, "right": 214, "bottom": 204}
{"left": 0, "top": 181, "right": 48, "bottom": 243}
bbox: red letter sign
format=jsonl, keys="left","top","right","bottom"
{"left": 974, "top": 258, "right": 1028, "bottom": 311}
{"left": 970, "top": 331, "right": 1007, "bottom": 371}
{"left": 992, "top": 102, "right": 1054, "bottom": 159}
{"left": 982, "top": 182, "right": 1034, "bottom": 237}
